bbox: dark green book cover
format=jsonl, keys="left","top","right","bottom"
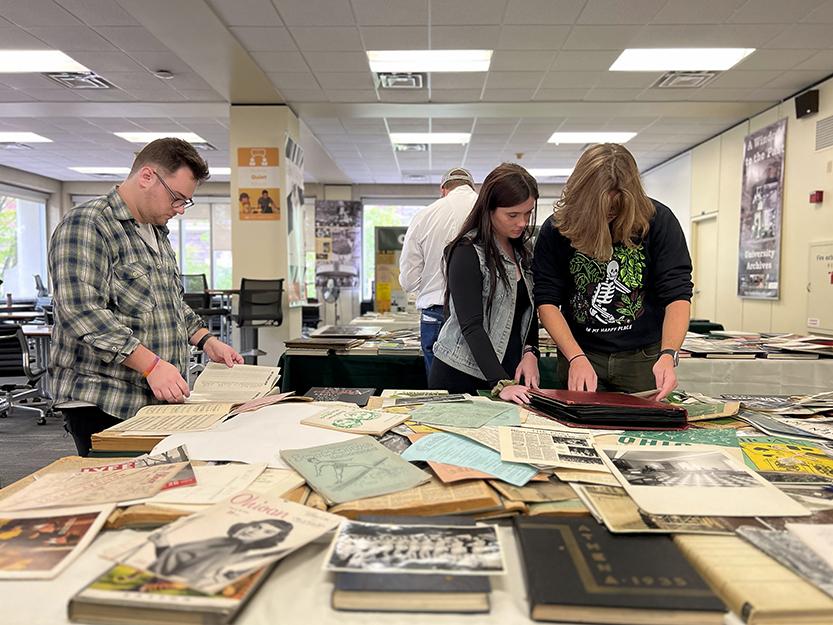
{"left": 515, "top": 517, "right": 725, "bottom": 618}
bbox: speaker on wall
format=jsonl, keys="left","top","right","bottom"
{"left": 795, "top": 89, "right": 819, "bottom": 119}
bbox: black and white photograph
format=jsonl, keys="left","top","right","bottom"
{"left": 559, "top": 454, "right": 604, "bottom": 465}
{"left": 323, "top": 521, "right": 505, "bottom": 575}
{"left": 604, "top": 449, "right": 758, "bottom": 488}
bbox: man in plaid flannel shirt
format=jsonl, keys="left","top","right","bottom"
{"left": 49, "top": 138, "right": 243, "bottom": 455}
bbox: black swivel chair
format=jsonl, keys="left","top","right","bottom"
{"left": 181, "top": 273, "right": 231, "bottom": 339}
{"left": 236, "top": 278, "right": 284, "bottom": 365}
{"left": 0, "top": 324, "right": 51, "bottom": 425}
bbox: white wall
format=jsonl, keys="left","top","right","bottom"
{"left": 642, "top": 152, "right": 693, "bottom": 245}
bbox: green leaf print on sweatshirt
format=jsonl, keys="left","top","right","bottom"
{"left": 569, "top": 252, "right": 604, "bottom": 292}
{"left": 612, "top": 245, "right": 646, "bottom": 290}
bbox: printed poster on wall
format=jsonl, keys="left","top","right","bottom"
{"left": 285, "top": 134, "right": 306, "bottom": 307}
{"left": 237, "top": 147, "right": 280, "bottom": 220}
{"left": 738, "top": 118, "right": 786, "bottom": 299}
{"left": 315, "top": 201, "right": 362, "bottom": 289}
{"left": 375, "top": 226, "right": 408, "bottom": 313}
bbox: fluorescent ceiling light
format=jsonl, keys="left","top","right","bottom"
{"left": 610, "top": 48, "right": 755, "bottom": 72}
{"left": 209, "top": 167, "right": 231, "bottom": 176}
{"left": 114, "top": 132, "right": 208, "bottom": 144}
{"left": 390, "top": 133, "right": 470, "bottom": 145}
{"left": 368, "top": 50, "right": 492, "bottom": 73}
{"left": 0, "top": 132, "right": 52, "bottom": 143}
{"left": 0, "top": 50, "right": 89, "bottom": 73}
{"left": 548, "top": 132, "right": 636, "bottom": 144}
{"left": 69, "top": 166, "right": 129, "bottom": 175}
{"left": 528, "top": 168, "right": 573, "bottom": 178}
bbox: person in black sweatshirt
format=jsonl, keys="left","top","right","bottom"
{"left": 533, "top": 143, "right": 693, "bottom": 400}
{"left": 430, "top": 163, "right": 540, "bottom": 404}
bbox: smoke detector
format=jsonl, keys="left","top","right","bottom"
{"left": 153, "top": 69, "right": 174, "bottom": 79}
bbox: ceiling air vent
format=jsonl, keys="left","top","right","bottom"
{"left": 43, "top": 71, "right": 114, "bottom": 89}
{"left": 394, "top": 143, "right": 428, "bottom": 152}
{"left": 814, "top": 114, "right": 833, "bottom": 151}
{"left": 652, "top": 71, "right": 719, "bottom": 89}
{"left": 377, "top": 72, "right": 425, "bottom": 89}
{"left": 403, "top": 173, "right": 429, "bottom": 182}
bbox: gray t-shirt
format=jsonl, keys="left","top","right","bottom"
{"left": 135, "top": 221, "right": 159, "bottom": 254}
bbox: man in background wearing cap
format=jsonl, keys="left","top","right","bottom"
{"left": 400, "top": 168, "right": 478, "bottom": 377}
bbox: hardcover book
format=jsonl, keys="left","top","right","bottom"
{"left": 303, "top": 387, "right": 375, "bottom": 406}
{"left": 514, "top": 516, "right": 725, "bottom": 624}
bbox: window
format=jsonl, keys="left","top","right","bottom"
{"left": 167, "top": 198, "right": 232, "bottom": 289}
{"left": 0, "top": 184, "right": 48, "bottom": 299}
{"left": 361, "top": 199, "right": 429, "bottom": 301}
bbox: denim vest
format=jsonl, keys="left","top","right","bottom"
{"left": 433, "top": 236, "right": 535, "bottom": 380}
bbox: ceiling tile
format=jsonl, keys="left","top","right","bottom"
{"left": 207, "top": 0, "right": 283, "bottom": 27}
{"left": 291, "top": 26, "right": 363, "bottom": 51}
{"left": 178, "top": 89, "right": 225, "bottom": 101}
{"left": 351, "top": 0, "right": 428, "bottom": 26}
{"left": 104, "top": 71, "right": 172, "bottom": 91}
{"left": 315, "top": 72, "right": 375, "bottom": 90}
{"left": 596, "top": 72, "right": 662, "bottom": 88}
{"left": 551, "top": 50, "right": 620, "bottom": 71}
{"left": 562, "top": 25, "right": 642, "bottom": 49}
{"left": 430, "top": 73, "right": 487, "bottom": 90}
{"left": 360, "top": 26, "right": 428, "bottom": 49}
{"left": 387, "top": 118, "right": 429, "bottom": 132}
{"left": 429, "top": 0, "right": 508, "bottom": 24}
{"left": 70, "top": 50, "right": 145, "bottom": 72}
{"left": 503, "top": 0, "right": 586, "bottom": 24}
{"left": 541, "top": 71, "right": 603, "bottom": 88}
{"left": 126, "top": 52, "right": 197, "bottom": 74}
{"left": 728, "top": 0, "right": 825, "bottom": 23}
{"left": 497, "top": 25, "right": 572, "bottom": 49}
{"left": 0, "top": 74, "right": 61, "bottom": 89}
{"left": 96, "top": 26, "right": 169, "bottom": 52}
{"left": 490, "top": 50, "right": 556, "bottom": 71}
{"left": 802, "top": 1, "right": 833, "bottom": 22}
{"left": 0, "top": 0, "right": 80, "bottom": 27}
{"left": 629, "top": 23, "right": 785, "bottom": 46}
{"left": 763, "top": 69, "right": 828, "bottom": 89}
{"left": 302, "top": 51, "right": 370, "bottom": 72}
{"left": 431, "top": 26, "right": 501, "bottom": 48}
{"left": 481, "top": 88, "right": 536, "bottom": 101}
{"left": 795, "top": 49, "right": 833, "bottom": 70}
{"left": 379, "top": 90, "right": 430, "bottom": 102}
{"left": 735, "top": 48, "right": 818, "bottom": 70}
{"left": 273, "top": 88, "right": 328, "bottom": 101}
{"left": 250, "top": 51, "right": 310, "bottom": 72}
{"left": 577, "top": 0, "right": 665, "bottom": 25}
{"left": 485, "top": 71, "right": 545, "bottom": 89}
{"left": 430, "top": 118, "right": 474, "bottom": 131}
{"left": 0, "top": 26, "right": 52, "bottom": 48}
{"left": 533, "top": 87, "right": 592, "bottom": 100}
{"left": 651, "top": 0, "right": 746, "bottom": 24}
{"left": 324, "top": 90, "right": 378, "bottom": 102}
{"left": 0, "top": 89, "right": 36, "bottom": 102}
{"left": 78, "top": 88, "right": 137, "bottom": 101}
{"left": 267, "top": 72, "right": 320, "bottom": 89}
{"left": 273, "top": 0, "right": 354, "bottom": 26}
{"left": 584, "top": 87, "right": 646, "bottom": 100}
{"left": 54, "top": 0, "right": 139, "bottom": 26}
{"left": 765, "top": 23, "right": 833, "bottom": 48}
{"left": 27, "top": 26, "right": 117, "bottom": 51}
{"left": 230, "top": 27, "right": 297, "bottom": 51}
{"left": 429, "top": 89, "right": 483, "bottom": 102}
{"left": 709, "top": 70, "right": 786, "bottom": 89}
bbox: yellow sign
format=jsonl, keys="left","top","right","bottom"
{"left": 740, "top": 441, "right": 833, "bottom": 478}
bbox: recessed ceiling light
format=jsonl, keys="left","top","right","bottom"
{"left": 114, "top": 132, "right": 208, "bottom": 144}
{"left": 547, "top": 132, "right": 637, "bottom": 144}
{"left": 390, "top": 133, "right": 471, "bottom": 145}
{"left": 0, "top": 50, "right": 89, "bottom": 73}
{"left": 209, "top": 167, "right": 231, "bottom": 176}
{"left": 368, "top": 50, "right": 492, "bottom": 73}
{"left": 609, "top": 48, "right": 755, "bottom": 72}
{"left": 0, "top": 132, "right": 52, "bottom": 143}
{"left": 528, "top": 168, "right": 573, "bottom": 178}
{"left": 69, "top": 166, "right": 129, "bottom": 175}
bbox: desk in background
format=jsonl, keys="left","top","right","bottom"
{"left": 279, "top": 352, "right": 833, "bottom": 396}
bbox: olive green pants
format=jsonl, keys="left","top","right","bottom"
{"left": 555, "top": 343, "right": 660, "bottom": 393}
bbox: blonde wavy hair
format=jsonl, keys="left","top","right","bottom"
{"left": 554, "top": 143, "right": 655, "bottom": 261}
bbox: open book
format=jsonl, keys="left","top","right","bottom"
{"left": 185, "top": 363, "right": 281, "bottom": 403}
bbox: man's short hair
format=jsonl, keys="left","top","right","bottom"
{"left": 129, "top": 137, "right": 210, "bottom": 182}
{"left": 441, "top": 167, "right": 475, "bottom": 191}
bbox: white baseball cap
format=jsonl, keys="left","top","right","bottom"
{"left": 440, "top": 167, "right": 475, "bottom": 188}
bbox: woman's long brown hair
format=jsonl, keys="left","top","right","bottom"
{"left": 443, "top": 163, "right": 538, "bottom": 320}
{"left": 554, "top": 143, "right": 655, "bottom": 261}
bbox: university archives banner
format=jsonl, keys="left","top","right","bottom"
{"left": 737, "top": 118, "right": 787, "bottom": 299}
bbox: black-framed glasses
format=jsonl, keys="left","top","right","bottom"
{"left": 154, "top": 170, "right": 194, "bottom": 209}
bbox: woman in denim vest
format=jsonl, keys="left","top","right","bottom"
{"left": 430, "top": 163, "right": 540, "bottom": 405}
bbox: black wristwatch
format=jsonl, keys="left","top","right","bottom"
{"left": 196, "top": 333, "right": 215, "bottom": 351}
{"left": 658, "top": 348, "right": 679, "bottom": 367}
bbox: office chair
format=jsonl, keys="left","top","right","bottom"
{"left": 302, "top": 298, "right": 321, "bottom": 331}
{"left": 34, "top": 274, "right": 54, "bottom": 312}
{"left": 236, "top": 278, "right": 284, "bottom": 365}
{"left": 181, "top": 273, "right": 231, "bottom": 341}
{"left": 0, "top": 324, "right": 51, "bottom": 425}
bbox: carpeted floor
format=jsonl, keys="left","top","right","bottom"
{"left": 0, "top": 410, "right": 76, "bottom": 488}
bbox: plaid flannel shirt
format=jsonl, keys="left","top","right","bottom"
{"left": 48, "top": 187, "right": 205, "bottom": 419}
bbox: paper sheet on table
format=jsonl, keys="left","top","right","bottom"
{"left": 401, "top": 432, "right": 537, "bottom": 487}
{"left": 787, "top": 523, "right": 833, "bottom": 570}
{"left": 0, "top": 463, "right": 189, "bottom": 511}
{"left": 185, "top": 363, "right": 280, "bottom": 403}
{"left": 105, "top": 403, "right": 234, "bottom": 435}
{"left": 122, "top": 464, "right": 267, "bottom": 506}
{"left": 151, "top": 403, "right": 360, "bottom": 469}
{"left": 409, "top": 401, "right": 514, "bottom": 428}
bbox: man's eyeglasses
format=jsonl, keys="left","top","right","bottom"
{"left": 154, "top": 171, "right": 194, "bottom": 209}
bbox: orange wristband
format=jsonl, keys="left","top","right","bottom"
{"left": 142, "top": 355, "right": 161, "bottom": 378}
